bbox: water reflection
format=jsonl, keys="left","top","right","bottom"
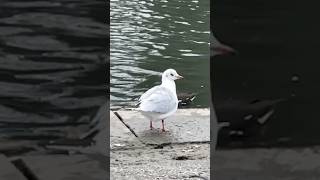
{"left": 0, "top": 0, "right": 105, "bottom": 145}
{"left": 110, "top": 0, "right": 210, "bottom": 108}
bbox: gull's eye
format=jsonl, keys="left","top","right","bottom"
{"left": 170, "top": 73, "right": 174, "bottom": 76}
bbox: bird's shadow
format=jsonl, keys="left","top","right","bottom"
{"left": 138, "top": 129, "right": 174, "bottom": 144}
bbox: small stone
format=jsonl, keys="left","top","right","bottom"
{"left": 291, "top": 75, "right": 300, "bottom": 82}
{"left": 244, "top": 114, "right": 253, "bottom": 120}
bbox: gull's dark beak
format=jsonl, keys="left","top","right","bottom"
{"left": 176, "top": 75, "right": 184, "bottom": 79}
{"left": 211, "top": 44, "right": 236, "bottom": 56}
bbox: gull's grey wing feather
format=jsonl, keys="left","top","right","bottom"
{"left": 138, "top": 85, "right": 161, "bottom": 102}
{"left": 139, "top": 86, "right": 177, "bottom": 114}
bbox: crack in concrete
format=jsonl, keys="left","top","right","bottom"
{"left": 113, "top": 111, "right": 138, "bottom": 137}
{"left": 188, "top": 175, "right": 209, "bottom": 180}
{"left": 111, "top": 142, "right": 210, "bottom": 153}
{"left": 11, "top": 158, "right": 39, "bottom": 180}
{"left": 150, "top": 141, "right": 211, "bottom": 148}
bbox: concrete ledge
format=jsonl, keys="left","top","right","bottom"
{"left": 0, "top": 154, "right": 26, "bottom": 180}
{"left": 214, "top": 147, "right": 320, "bottom": 180}
{"left": 21, "top": 155, "right": 107, "bottom": 180}
{"left": 110, "top": 108, "right": 210, "bottom": 180}
{"left": 110, "top": 111, "right": 144, "bottom": 150}
{"left": 115, "top": 109, "right": 210, "bottom": 145}
{"left": 111, "top": 144, "right": 210, "bottom": 180}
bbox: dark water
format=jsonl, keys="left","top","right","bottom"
{"left": 212, "top": 0, "right": 320, "bottom": 147}
{"left": 0, "top": 1, "right": 105, "bottom": 148}
{"left": 110, "top": 0, "right": 210, "bottom": 108}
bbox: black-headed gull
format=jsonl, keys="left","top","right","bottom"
{"left": 138, "top": 69, "right": 183, "bottom": 132}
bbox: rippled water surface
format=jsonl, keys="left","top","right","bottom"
{"left": 110, "top": 0, "right": 210, "bottom": 108}
{"left": 0, "top": 1, "right": 105, "bottom": 144}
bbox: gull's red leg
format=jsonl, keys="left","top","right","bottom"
{"left": 150, "top": 121, "right": 153, "bottom": 129}
{"left": 161, "top": 119, "right": 165, "bottom": 132}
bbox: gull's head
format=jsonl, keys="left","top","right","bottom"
{"left": 162, "top": 69, "right": 183, "bottom": 81}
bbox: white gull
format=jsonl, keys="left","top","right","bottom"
{"left": 138, "top": 69, "right": 183, "bottom": 132}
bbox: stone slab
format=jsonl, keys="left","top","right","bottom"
{"left": 0, "top": 154, "right": 26, "bottom": 180}
{"left": 110, "top": 111, "right": 144, "bottom": 150}
{"left": 116, "top": 109, "right": 210, "bottom": 145}
{"left": 22, "top": 155, "right": 106, "bottom": 180}
{"left": 111, "top": 143, "right": 210, "bottom": 180}
{"left": 213, "top": 147, "right": 320, "bottom": 180}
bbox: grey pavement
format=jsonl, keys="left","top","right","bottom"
{"left": 110, "top": 111, "right": 144, "bottom": 150}
{"left": 116, "top": 109, "right": 210, "bottom": 145}
{"left": 110, "top": 109, "right": 211, "bottom": 180}
{"left": 111, "top": 144, "right": 210, "bottom": 180}
{"left": 214, "top": 147, "right": 320, "bottom": 180}
{"left": 21, "top": 154, "right": 107, "bottom": 180}
{"left": 0, "top": 154, "right": 26, "bottom": 180}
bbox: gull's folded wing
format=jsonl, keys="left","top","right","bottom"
{"left": 139, "top": 86, "right": 176, "bottom": 114}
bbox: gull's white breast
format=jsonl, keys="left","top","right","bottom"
{"left": 138, "top": 85, "right": 178, "bottom": 121}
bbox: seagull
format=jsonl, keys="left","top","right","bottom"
{"left": 138, "top": 69, "right": 183, "bottom": 132}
